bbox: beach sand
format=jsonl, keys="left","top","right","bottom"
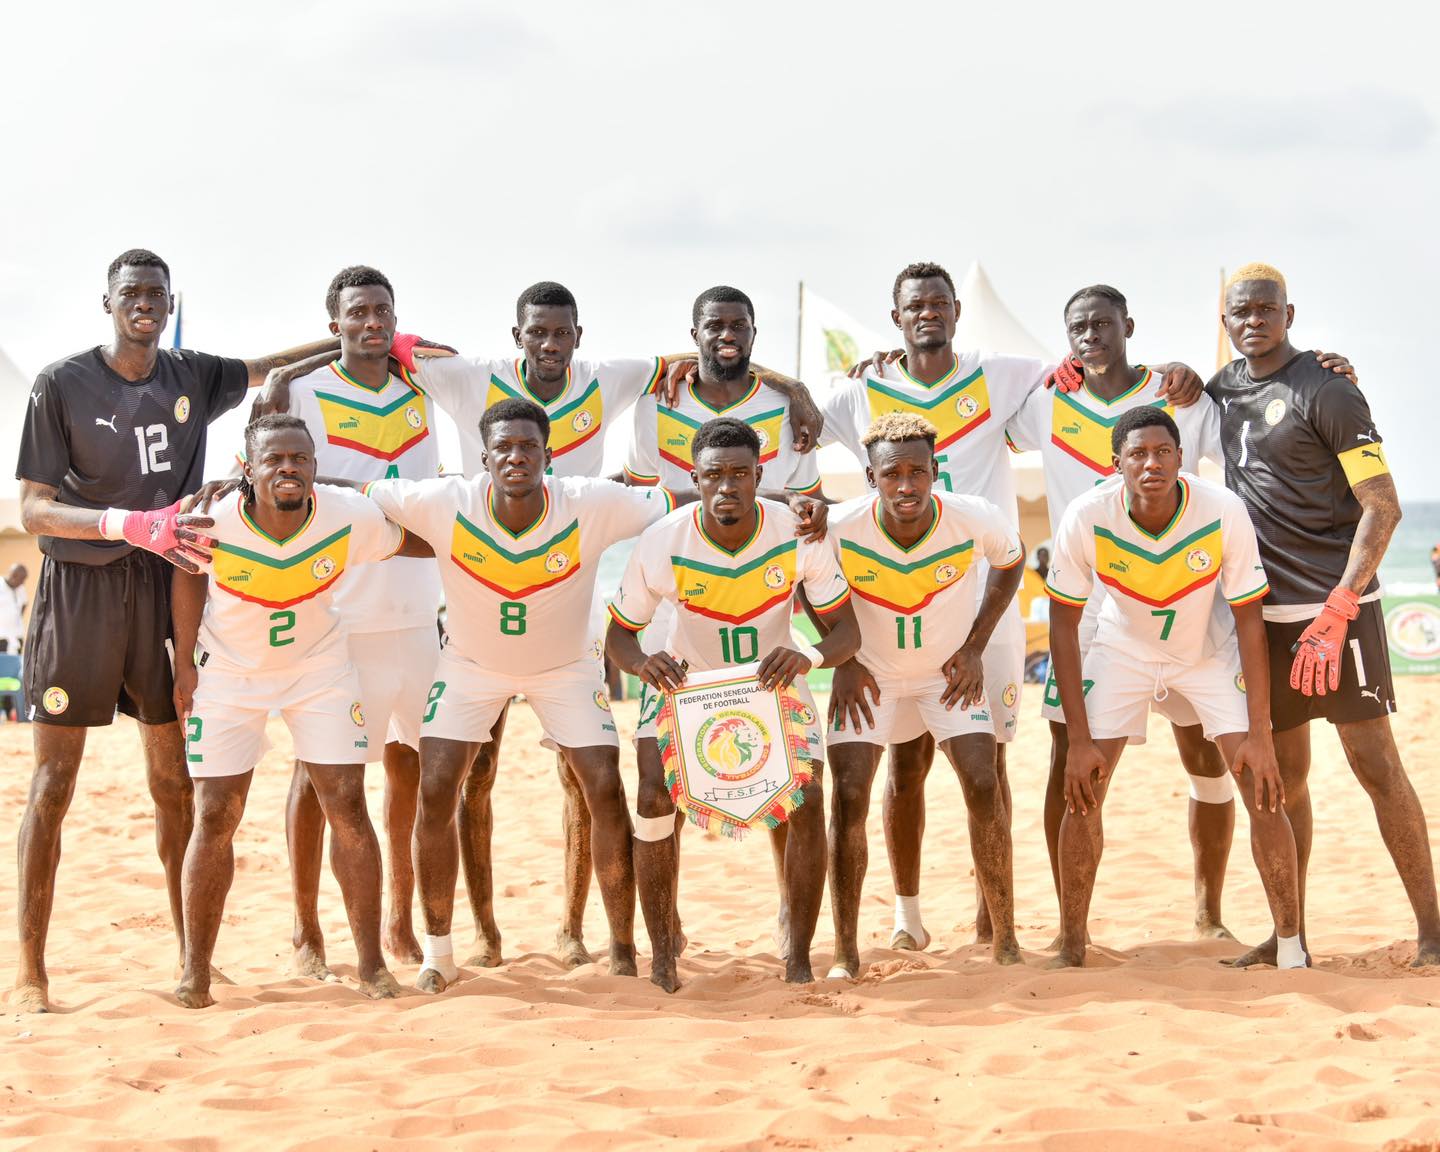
{"left": 1, "top": 682, "right": 1438, "bottom": 1150}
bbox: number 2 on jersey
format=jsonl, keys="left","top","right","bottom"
{"left": 268, "top": 609, "right": 296, "bottom": 647}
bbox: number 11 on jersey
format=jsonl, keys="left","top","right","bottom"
{"left": 895, "top": 615, "right": 922, "bottom": 649}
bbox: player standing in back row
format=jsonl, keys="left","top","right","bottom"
{"left": 1208, "top": 263, "right": 1439, "bottom": 967}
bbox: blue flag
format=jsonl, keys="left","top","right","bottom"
{"left": 172, "top": 292, "right": 184, "bottom": 350}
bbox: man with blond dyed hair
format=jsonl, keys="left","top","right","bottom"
{"left": 821, "top": 412, "right": 1026, "bottom": 976}
{"left": 1208, "top": 263, "right": 1440, "bottom": 967}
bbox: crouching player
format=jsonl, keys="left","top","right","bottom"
{"left": 606, "top": 417, "right": 861, "bottom": 992}
{"left": 171, "top": 414, "right": 431, "bottom": 1007}
{"left": 825, "top": 413, "right": 1026, "bottom": 976}
{"left": 1045, "top": 407, "right": 1302, "bottom": 968}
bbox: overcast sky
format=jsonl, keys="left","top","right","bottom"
{"left": 3, "top": 1, "right": 1437, "bottom": 496}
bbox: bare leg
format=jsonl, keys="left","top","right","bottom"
{"left": 285, "top": 761, "right": 332, "bottom": 980}
{"left": 176, "top": 772, "right": 252, "bottom": 1008}
{"left": 633, "top": 738, "right": 678, "bottom": 993}
{"left": 15, "top": 725, "right": 86, "bottom": 1012}
{"left": 1049, "top": 737, "right": 1127, "bottom": 968}
{"left": 558, "top": 746, "right": 636, "bottom": 976}
{"left": 827, "top": 744, "right": 882, "bottom": 977}
{"left": 381, "top": 740, "right": 424, "bottom": 964}
{"left": 458, "top": 707, "right": 507, "bottom": 968}
{"left": 782, "top": 770, "right": 828, "bottom": 984}
{"left": 414, "top": 736, "right": 482, "bottom": 993}
{"left": 1225, "top": 724, "right": 1312, "bottom": 967}
{"left": 943, "top": 735, "right": 1020, "bottom": 964}
{"left": 973, "top": 742, "right": 1011, "bottom": 945}
{"left": 1171, "top": 722, "right": 1235, "bottom": 938}
{"left": 555, "top": 751, "right": 595, "bottom": 968}
{"left": 1212, "top": 733, "right": 1299, "bottom": 952}
{"left": 139, "top": 720, "right": 195, "bottom": 970}
{"left": 306, "top": 762, "right": 398, "bottom": 998}
{"left": 1336, "top": 718, "right": 1440, "bottom": 966}
{"left": 883, "top": 732, "right": 935, "bottom": 949}
{"left": 768, "top": 821, "right": 791, "bottom": 959}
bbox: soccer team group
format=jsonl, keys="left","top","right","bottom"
{"left": 12, "top": 251, "right": 1439, "bottom": 1012}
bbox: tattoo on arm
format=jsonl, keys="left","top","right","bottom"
{"left": 1340, "top": 474, "right": 1402, "bottom": 594}
{"left": 243, "top": 338, "right": 341, "bottom": 389}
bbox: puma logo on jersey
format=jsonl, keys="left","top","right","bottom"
{"left": 1361, "top": 449, "right": 1381, "bottom": 460}
{"left": 1360, "top": 687, "right": 1383, "bottom": 702}
{"left": 95, "top": 415, "right": 119, "bottom": 432}
{"left": 1222, "top": 397, "right": 1233, "bottom": 412}
{"left": 30, "top": 391, "right": 41, "bottom": 408}
{"left": 1355, "top": 432, "right": 1375, "bottom": 442}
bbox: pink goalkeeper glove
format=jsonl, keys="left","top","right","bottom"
{"left": 1047, "top": 355, "right": 1085, "bottom": 392}
{"left": 100, "top": 500, "right": 214, "bottom": 574}
{"left": 1290, "top": 587, "right": 1361, "bottom": 697}
{"left": 389, "top": 332, "right": 422, "bottom": 373}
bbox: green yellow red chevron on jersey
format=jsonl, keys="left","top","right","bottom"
{"left": 865, "top": 358, "right": 990, "bottom": 451}
{"left": 1050, "top": 371, "right": 1164, "bottom": 476}
{"left": 448, "top": 487, "right": 583, "bottom": 599}
{"left": 839, "top": 497, "right": 976, "bottom": 613}
{"left": 313, "top": 363, "right": 430, "bottom": 461}
{"left": 657, "top": 375, "right": 784, "bottom": 470}
{"left": 211, "top": 501, "right": 353, "bottom": 609}
{"left": 669, "top": 506, "right": 799, "bottom": 625}
{"left": 1090, "top": 481, "right": 1227, "bottom": 609}
{"left": 485, "top": 359, "right": 653, "bottom": 465}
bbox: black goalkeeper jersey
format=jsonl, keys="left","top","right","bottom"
{"left": 16, "top": 346, "right": 248, "bottom": 564}
{"left": 1206, "top": 351, "right": 1386, "bottom": 608}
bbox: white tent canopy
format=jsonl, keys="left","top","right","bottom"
{"left": 956, "top": 262, "right": 1056, "bottom": 363}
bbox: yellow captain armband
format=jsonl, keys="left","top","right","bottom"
{"left": 1337, "top": 441, "right": 1390, "bottom": 486}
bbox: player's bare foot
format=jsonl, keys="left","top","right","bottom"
{"left": 1195, "top": 916, "right": 1236, "bottom": 941}
{"left": 650, "top": 958, "right": 680, "bottom": 994}
{"left": 174, "top": 974, "right": 215, "bottom": 1009}
{"left": 383, "top": 921, "right": 424, "bottom": 965}
{"left": 784, "top": 955, "right": 815, "bottom": 984}
{"left": 462, "top": 937, "right": 503, "bottom": 968}
{"left": 415, "top": 967, "right": 452, "bottom": 994}
{"left": 890, "top": 927, "right": 931, "bottom": 951}
{"left": 827, "top": 951, "right": 861, "bottom": 979}
{"left": 12, "top": 982, "right": 49, "bottom": 1013}
{"left": 993, "top": 937, "right": 1023, "bottom": 966}
{"left": 556, "top": 929, "right": 594, "bottom": 969}
{"left": 609, "top": 944, "right": 638, "bottom": 977}
{"left": 358, "top": 969, "right": 402, "bottom": 1000}
{"left": 1222, "top": 934, "right": 1276, "bottom": 968}
{"left": 1413, "top": 936, "right": 1440, "bottom": 968}
{"left": 291, "top": 942, "right": 338, "bottom": 982}
{"left": 1042, "top": 948, "right": 1086, "bottom": 970}
{"left": 1045, "top": 929, "right": 1092, "bottom": 951}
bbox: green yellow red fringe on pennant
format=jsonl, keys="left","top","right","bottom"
{"left": 656, "top": 683, "right": 814, "bottom": 840}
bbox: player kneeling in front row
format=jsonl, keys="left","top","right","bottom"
{"left": 1045, "top": 407, "right": 1302, "bottom": 968}
{"left": 171, "top": 415, "right": 431, "bottom": 1007}
{"left": 360, "top": 398, "right": 677, "bottom": 992}
{"left": 825, "top": 413, "right": 1026, "bottom": 976}
{"left": 606, "top": 417, "right": 861, "bottom": 992}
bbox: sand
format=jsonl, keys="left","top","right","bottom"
{"left": 1, "top": 683, "right": 1439, "bottom": 1151}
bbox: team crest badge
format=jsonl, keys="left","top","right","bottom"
{"left": 593, "top": 690, "right": 611, "bottom": 712}
{"left": 1185, "top": 548, "right": 1213, "bottom": 573}
{"left": 763, "top": 564, "right": 787, "bottom": 589}
{"left": 404, "top": 405, "right": 423, "bottom": 429}
{"left": 794, "top": 702, "right": 816, "bottom": 726}
{"left": 572, "top": 410, "right": 593, "bottom": 433}
{"left": 934, "top": 563, "right": 958, "bottom": 585}
{"left": 312, "top": 556, "right": 336, "bottom": 581}
{"left": 349, "top": 702, "right": 366, "bottom": 727}
{"left": 42, "top": 686, "right": 69, "bottom": 715}
{"left": 1264, "top": 398, "right": 1287, "bottom": 426}
{"left": 545, "top": 550, "right": 570, "bottom": 574}
{"left": 1234, "top": 673, "right": 1246, "bottom": 693}
{"left": 695, "top": 711, "right": 771, "bottom": 782}
{"left": 955, "top": 395, "right": 979, "bottom": 420}
{"left": 755, "top": 428, "right": 771, "bottom": 452}
{"left": 1002, "top": 682, "right": 1018, "bottom": 708}
{"left": 173, "top": 395, "right": 191, "bottom": 424}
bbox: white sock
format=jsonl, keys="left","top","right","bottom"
{"left": 893, "top": 894, "right": 928, "bottom": 947}
{"left": 1276, "top": 934, "right": 1307, "bottom": 969}
{"left": 421, "top": 933, "right": 459, "bottom": 982}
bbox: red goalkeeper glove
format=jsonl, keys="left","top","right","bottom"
{"left": 1046, "top": 355, "right": 1085, "bottom": 393}
{"left": 389, "top": 332, "right": 422, "bottom": 373}
{"left": 1290, "top": 587, "right": 1361, "bottom": 697}
{"left": 99, "top": 500, "right": 214, "bottom": 574}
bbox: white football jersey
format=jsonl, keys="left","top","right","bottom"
{"left": 364, "top": 474, "right": 670, "bottom": 675}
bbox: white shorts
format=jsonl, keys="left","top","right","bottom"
{"left": 421, "top": 651, "right": 618, "bottom": 751}
{"left": 348, "top": 625, "right": 441, "bottom": 758}
{"left": 885, "top": 607, "right": 1024, "bottom": 745}
{"left": 1082, "top": 641, "right": 1248, "bottom": 744}
{"left": 828, "top": 671, "right": 996, "bottom": 747}
{"left": 1041, "top": 596, "right": 1201, "bottom": 729}
{"left": 635, "top": 674, "right": 826, "bottom": 765}
{"left": 186, "top": 661, "right": 369, "bottom": 779}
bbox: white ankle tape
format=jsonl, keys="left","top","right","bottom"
{"left": 894, "top": 893, "right": 925, "bottom": 940}
{"left": 1276, "top": 934, "right": 1308, "bottom": 969}
{"left": 421, "top": 933, "right": 459, "bottom": 981}
{"left": 633, "top": 810, "right": 677, "bottom": 842}
{"left": 1188, "top": 773, "right": 1235, "bottom": 804}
